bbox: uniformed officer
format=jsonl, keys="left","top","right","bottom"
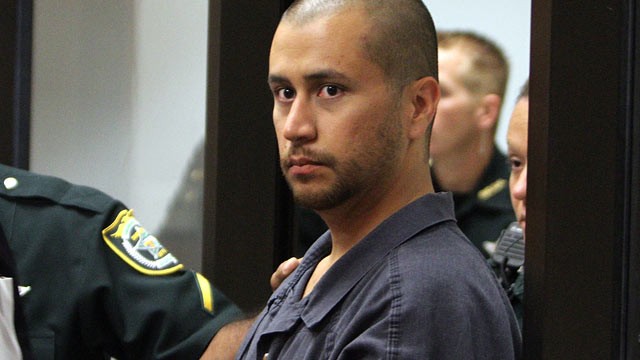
{"left": 432, "top": 147, "right": 515, "bottom": 257}
{"left": 489, "top": 79, "right": 530, "bottom": 330}
{"left": 0, "top": 164, "right": 243, "bottom": 359}
{"left": 430, "top": 30, "right": 516, "bottom": 258}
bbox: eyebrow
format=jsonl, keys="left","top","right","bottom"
{"left": 268, "top": 69, "right": 349, "bottom": 85}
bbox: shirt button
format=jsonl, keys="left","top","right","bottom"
{"left": 3, "top": 177, "right": 18, "bottom": 190}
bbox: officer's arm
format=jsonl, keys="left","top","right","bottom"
{"left": 200, "top": 318, "right": 255, "bottom": 360}
{"left": 199, "top": 257, "right": 300, "bottom": 359}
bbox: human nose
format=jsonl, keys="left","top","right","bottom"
{"left": 282, "top": 97, "right": 316, "bottom": 144}
{"left": 512, "top": 164, "right": 528, "bottom": 201}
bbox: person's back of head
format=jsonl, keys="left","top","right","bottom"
{"left": 438, "top": 31, "right": 509, "bottom": 123}
{"left": 437, "top": 31, "right": 509, "bottom": 98}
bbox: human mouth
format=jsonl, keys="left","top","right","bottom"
{"left": 286, "top": 156, "right": 323, "bottom": 176}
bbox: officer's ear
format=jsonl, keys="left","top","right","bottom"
{"left": 475, "top": 93, "right": 501, "bottom": 131}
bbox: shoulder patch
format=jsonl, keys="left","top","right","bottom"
{"left": 477, "top": 179, "right": 507, "bottom": 201}
{"left": 102, "top": 209, "right": 183, "bottom": 275}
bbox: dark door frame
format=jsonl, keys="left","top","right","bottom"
{"left": 0, "top": 0, "right": 32, "bottom": 168}
{"left": 202, "top": 0, "right": 294, "bottom": 312}
{"left": 527, "top": 0, "right": 639, "bottom": 358}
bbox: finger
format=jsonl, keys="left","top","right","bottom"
{"left": 270, "top": 257, "right": 301, "bottom": 290}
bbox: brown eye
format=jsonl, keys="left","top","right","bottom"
{"left": 318, "top": 85, "right": 342, "bottom": 97}
{"left": 275, "top": 87, "right": 295, "bottom": 102}
{"left": 509, "top": 158, "right": 522, "bottom": 171}
{"left": 281, "top": 88, "right": 295, "bottom": 99}
{"left": 326, "top": 85, "right": 339, "bottom": 96}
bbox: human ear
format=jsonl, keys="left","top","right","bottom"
{"left": 408, "top": 76, "right": 440, "bottom": 140}
{"left": 475, "top": 93, "right": 501, "bottom": 130}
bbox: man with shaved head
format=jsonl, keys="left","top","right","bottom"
{"left": 236, "top": 1, "right": 521, "bottom": 358}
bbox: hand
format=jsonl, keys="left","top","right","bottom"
{"left": 200, "top": 257, "right": 300, "bottom": 359}
{"left": 270, "top": 257, "right": 300, "bottom": 291}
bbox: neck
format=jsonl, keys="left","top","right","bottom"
{"left": 303, "top": 166, "right": 432, "bottom": 298}
{"left": 319, "top": 162, "right": 433, "bottom": 260}
{"left": 302, "top": 142, "right": 432, "bottom": 298}
{"left": 433, "top": 142, "right": 494, "bottom": 194}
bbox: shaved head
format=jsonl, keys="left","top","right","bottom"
{"left": 282, "top": 0, "right": 438, "bottom": 89}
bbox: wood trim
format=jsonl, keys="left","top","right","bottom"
{"left": 528, "top": 0, "right": 633, "bottom": 358}
{"left": 203, "top": 0, "right": 292, "bottom": 313}
{"left": 0, "top": 0, "right": 32, "bottom": 168}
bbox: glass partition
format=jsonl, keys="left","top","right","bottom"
{"left": 30, "top": 0, "right": 208, "bottom": 270}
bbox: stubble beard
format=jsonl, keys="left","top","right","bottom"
{"left": 281, "top": 148, "right": 355, "bottom": 211}
{"left": 282, "top": 110, "right": 404, "bottom": 212}
{"left": 288, "top": 158, "right": 360, "bottom": 211}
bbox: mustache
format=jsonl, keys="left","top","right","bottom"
{"left": 281, "top": 147, "right": 337, "bottom": 168}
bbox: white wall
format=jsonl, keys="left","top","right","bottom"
{"left": 30, "top": 0, "right": 135, "bottom": 209}
{"left": 30, "top": 1, "right": 208, "bottom": 232}
{"left": 426, "top": 0, "right": 532, "bottom": 152}
{"left": 128, "top": 1, "right": 208, "bottom": 232}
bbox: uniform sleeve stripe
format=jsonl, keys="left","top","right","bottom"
{"left": 195, "top": 272, "right": 214, "bottom": 313}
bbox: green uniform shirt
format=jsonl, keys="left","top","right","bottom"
{"left": 433, "top": 146, "right": 516, "bottom": 257}
{"left": 0, "top": 164, "right": 243, "bottom": 359}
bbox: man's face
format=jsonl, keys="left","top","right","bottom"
{"left": 507, "top": 98, "right": 528, "bottom": 233}
{"left": 268, "top": 9, "right": 407, "bottom": 211}
{"left": 430, "top": 47, "right": 482, "bottom": 158}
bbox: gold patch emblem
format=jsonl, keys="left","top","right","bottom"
{"left": 102, "top": 209, "right": 183, "bottom": 275}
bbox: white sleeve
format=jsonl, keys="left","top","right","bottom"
{"left": 0, "top": 277, "right": 23, "bottom": 360}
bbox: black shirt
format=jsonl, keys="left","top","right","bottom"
{"left": 433, "top": 146, "right": 516, "bottom": 257}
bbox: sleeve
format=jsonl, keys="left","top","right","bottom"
{"left": 79, "top": 207, "right": 244, "bottom": 360}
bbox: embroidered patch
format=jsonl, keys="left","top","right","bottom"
{"left": 102, "top": 209, "right": 183, "bottom": 275}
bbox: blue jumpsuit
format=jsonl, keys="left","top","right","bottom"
{"left": 237, "top": 193, "right": 522, "bottom": 359}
